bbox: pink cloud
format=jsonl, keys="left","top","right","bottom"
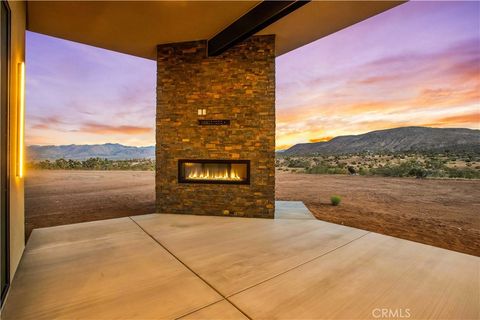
{"left": 79, "top": 123, "right": 153, "bottom": 135}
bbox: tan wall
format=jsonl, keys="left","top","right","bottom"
{"left": 6, "top": 0, "right": 25, "bottom": 281}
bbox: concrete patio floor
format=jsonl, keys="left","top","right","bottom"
{"left": 3, "top": 201, "right": 479, "bottom": 319}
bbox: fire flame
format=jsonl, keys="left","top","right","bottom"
{"left": 187, "top": 168, "right": 241, "bottom": 181}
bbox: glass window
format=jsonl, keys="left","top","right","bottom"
{"left": 0, "top": 0, "right": 10, "bottom": 306}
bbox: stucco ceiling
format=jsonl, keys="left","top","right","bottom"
{"left": 258, "top": 1, "right": 405, "bottom": 56}
{"left": 27, "top": 1, "right": 405, "bottom": 60}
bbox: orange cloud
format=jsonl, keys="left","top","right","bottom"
{"left": 80, "top": 123, "right": 153, "bottom": 135}
{"left": 29, "top": 116, "right": 65, "bottom": 129}
{"left": 434, "top": 112, "right": 480, "bottom": 125}
{"left": 355, "top": 75, "right": 399, "bottom": 85}
{"left": 309, "top": 136, "right": 333, "bottom": 143}
{"left": 413, "top": 87, "right": 480, "bottom": 108}
{"left": 344, "top": 101, "right": 397, "bottom": 114}
{"left": 31, "top": 124, "right": 51, "bottom": 130}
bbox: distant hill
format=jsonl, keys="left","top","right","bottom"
{"left": 27, "top": 143, "right": 155, "bottom": 161}
{"left": 283, "top": 127, "right": 480, "bottom": 155}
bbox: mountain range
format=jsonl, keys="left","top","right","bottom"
{"left": 26, "top": 127, "right": 479, "bottom": 160}
{"left": 27, "top": 143, "right": 155, "bottom": 161}
{"left": 283, "top": 127, "right": 480, "bottom": 155}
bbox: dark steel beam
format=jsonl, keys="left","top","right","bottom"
{"left": 207, "top": 0, "right": 310, "bottom": 56}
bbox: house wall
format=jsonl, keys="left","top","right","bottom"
{"left": 156, "top": 35, "right": 275, "bottom": 218}
{"left": 6, "top": 0, "right": 25, "bottom": 282}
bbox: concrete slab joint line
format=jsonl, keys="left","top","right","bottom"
{"left": 129, "top": 217, "right": 253, "bottom": 320}
{"left": 128, "top": 215, "right": 371, "bottom": 319}
{"left": 225, "top": 232, "right": 371, "bottom": 298}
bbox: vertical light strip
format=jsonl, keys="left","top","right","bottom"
{"left": 17, "top": 62, "right": 25, "bottom": 178}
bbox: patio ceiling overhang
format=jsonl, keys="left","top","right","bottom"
{"left": 26, "top": 1, "right": 405, "bottom": 60}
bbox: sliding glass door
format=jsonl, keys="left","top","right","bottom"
{"left": 0, "top": 0, "right": 10, "bottom": 306}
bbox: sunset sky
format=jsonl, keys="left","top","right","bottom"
{"left": 26, "top": 1, "right": 479, "bottom": 149}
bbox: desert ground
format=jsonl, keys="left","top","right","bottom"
{"left": 275, "top": 170, "right": 479, "bottom": 256}
{"left": 25, "top": 170, "right": 479, "bottom": 256}
{"left": 25, "top": 170, "right": 155, "bottom": 238}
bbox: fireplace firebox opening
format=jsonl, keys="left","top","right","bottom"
{"left": 178, "top": 159, "right": 250, "bottom": 185}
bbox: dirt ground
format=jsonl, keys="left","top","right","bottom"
{"left": 25, "top": 170, "right": 479, "bottom": 256}
{"left": 276, "top": 170, "right": 479, "bottom": 256}
{"left": 25, "top": 170, "right": 155, "bottom": 239}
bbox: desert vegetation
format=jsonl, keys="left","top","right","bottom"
{"left": 276, "top": 151, "right": 480, "bottom": 179}
{"left": 27, "top": 157, "right": 155, "bottom": 171}
{"left": 330, "top": 195, "right": 341, "bottom": 206}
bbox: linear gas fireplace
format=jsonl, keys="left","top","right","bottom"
{"left": 178, "top": 159, "right": 250, "bottom": 185}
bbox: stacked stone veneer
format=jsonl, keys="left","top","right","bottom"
{"left": 156, "top": 35, "right": 275, "bottom": 218}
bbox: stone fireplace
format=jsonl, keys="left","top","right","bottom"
{"left": 156, "top": 35, "right": 275, "bottom": 218}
